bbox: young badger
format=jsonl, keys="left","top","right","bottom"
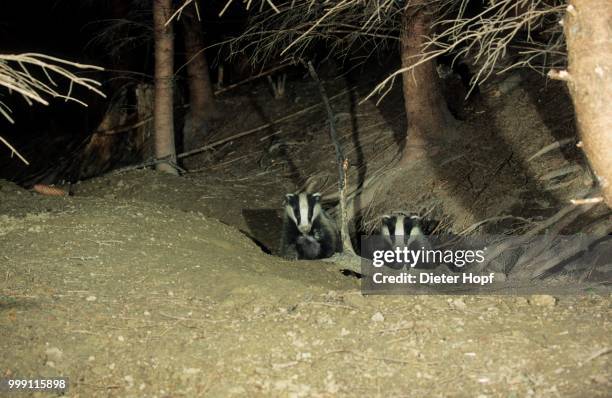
{"left": 381, "top": 213, "right": 432, "bottom": 268}
{"left": 280, "top": 192, "right": 341, "bottom": 260}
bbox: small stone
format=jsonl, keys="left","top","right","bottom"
{"left": 515, "top": 297, "right": 529, "bottom": 306}
{"left": 343, "top": 293, "right": 367, "bottom": 308}
{"left": 450, "top": 298, "right": 467, "bottom": 311}
{"left": 124, "top": 375, "right": 134, "bottom": 387}
{"left": 590, "top": 374, "right": 609, "bottom": 385}
{"left": 529, "top": 295, "right": 557, "bottom": 307}
{"left": 45, "top": 347, "right": 63, "bottom": 361}
{"left": 85, "top": 296, "right": 97, "bottom": 302}
{"left": 229, "top": 386, "right": 246, "bottom": 394}
{"left": 371, "top": 312, "right": 385, "bottom": 322}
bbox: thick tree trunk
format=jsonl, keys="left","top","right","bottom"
{"left": 399, "top": 5, "right": 454, "bottom": 164}
{"left": 153, "top": 0, "right": 178, "bottom": 175}
{"left": 345, "top": 5, "right": 455, "bottom": 219}
{"left": 563, "top": 0, "right": 612, "bottom": 207}
{"left": 182, "top": 9, "right": 218, "bottom": 152}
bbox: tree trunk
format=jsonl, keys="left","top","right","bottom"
{"left": 153, "top": 0, "right": 178, "bottom": 175}
{"left": 399, "top": 5, "right": 454, "bottom": 164}
{"left": 182, "top": 8, "right": 218, "bottom": 152}
{"left": 135, "top": 83, "right": 155, "bottom": 161}
{"left": 563, "top": 0, "right": 612, "bottom": 207}
{"left": 345, "top": 5, "right": 455, "bottom": 219}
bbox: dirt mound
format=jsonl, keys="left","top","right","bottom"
{"left": 0, "top": 172, "right": 610, "bottom": 397}
{"left": 0, "top": 62, "right": 609, "bottom": 398}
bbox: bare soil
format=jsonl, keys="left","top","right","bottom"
{"left": 1, "top": 68, "right": 610, "bottom": 397}
{"left": 1, "top": 171, "right": 610, "bottom": 397}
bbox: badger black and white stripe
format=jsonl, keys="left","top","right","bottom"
{"left": 381, "top": 213, "right": 429, "bottom": 248}
{"left": 279, "top": 192, "right": 341, "bottom": 260}
{"left": 380, "top": 213, "right": 432, "bottom": 268}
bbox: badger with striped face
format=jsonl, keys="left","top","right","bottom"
{"left": 381, "top": 213, "right": 426, "bottom": 248}
{"left": 279, "top": 192, "right": 341, "bottom": 260}
{"left": 380, "top": 213, "right": 432, "bottom": 268}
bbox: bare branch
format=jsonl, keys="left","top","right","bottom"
{"left": 0, "top": 52, "right": 105, "bottom": 163}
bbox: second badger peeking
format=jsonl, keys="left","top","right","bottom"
{"left": 381, "top": 213, "right": 432, "bottom": 252}
{"left": 379, "top": 213, "right": 432, "bottom": 269}
{"left": 279, "top": 192, "right": 342, "bottom": 260}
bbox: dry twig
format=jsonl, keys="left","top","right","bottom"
{"left": 306, "top": 61, "right": 356, "bottom": 255}
{"left": 0, "top": 52, "right": 104, "bottom": 164}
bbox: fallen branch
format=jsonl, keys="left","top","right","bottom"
{"left": 476, "top": 189, "right": 597, "bottom": 274}
{"left": 112, "top": 87, "right": 355, "bottom": 173}
{"left": 214, "top": 62, "right": 293, "bottom": 95}
{"left": 95, "top": 117, "right": 151, "bottom": 136}
{"left": 96, "top": 63, "right": 296, "bottom": 136}
{"left": 458, "top": 215, "right": 533, "bottom": 236}
{"left": 540, "top": 165, "right": 582, "bottom": 181}
{"left": 528, "top": 235, "right": 590, "bottom": 278}
{"left": 528, "top": 138, "right": 575, "bottom": 161}
{"left": 571, "top": 197, "right": 604, "bottom": 205}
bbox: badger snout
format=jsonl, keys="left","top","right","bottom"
{"left": 298, "top": 225, "right": 311, "bottom": 234}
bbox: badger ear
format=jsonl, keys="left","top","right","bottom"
{"left": 285, "top": 193, "right": 295, "bottom": 203}
{"left": 382, "top": 215, "right": 391, "bottom": 221}
{"left": 312, "top": 192, "right": 322, "bottom": 202}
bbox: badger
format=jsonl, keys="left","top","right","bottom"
{"left": 380, "top": 213, "right": 433, "bottom": 269}
{"left": 279, "top": 192, "right": 341, "bottom": 260}
{"left": 381, "top": 213, "right": 429, "bottom": 248}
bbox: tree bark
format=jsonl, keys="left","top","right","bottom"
{"left": 182, "top": 8, "right": 218, "bottom": 152}
{"left": 153, "top": 0, "right": 178, "bottom": 175}
{"left": 399, "top": 5, "right": 454, "bottom": 164}
{"left": 135, "top": 83, "right": 155, "bottom": 161}
{"left": 563, "top": 0, "right": 612, "bottom": 207}
{"left": 344, "top": 5, "right": 455, "bottom": 219}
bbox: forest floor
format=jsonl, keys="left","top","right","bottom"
{"left": 1, "top": 65, "right": 611, "bottom": 397}
{"left": 0, "top": 172, "right": 610, "bottom": 397}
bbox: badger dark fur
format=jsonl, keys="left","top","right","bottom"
{"left": 381, "top": 213, "right": 430, "bottom": 248}
{"left": 279, "top": 192, "right": 341, "bottom": 260}
{"left": 380, "top": 213, "right": 432, "bottom": 269}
